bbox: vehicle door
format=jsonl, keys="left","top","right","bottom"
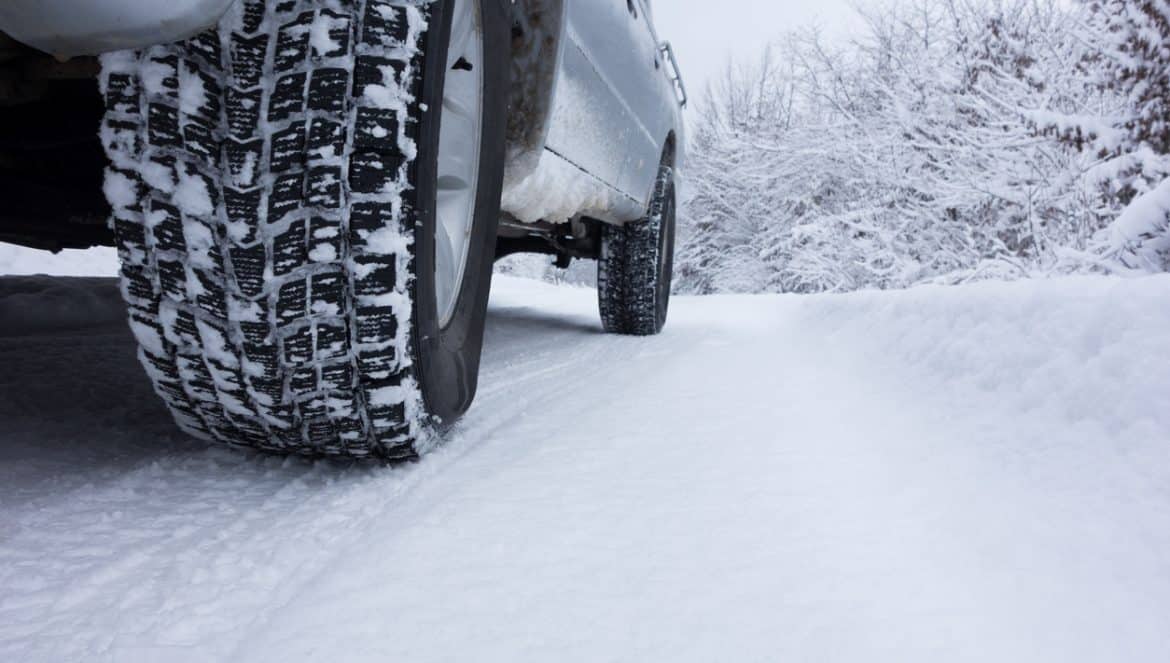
{"left": 544, "top": 0, "right": 663, "bottom": 213}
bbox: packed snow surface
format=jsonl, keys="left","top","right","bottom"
{"left": 2, "top": 273, "right": 1169, "bottom": 662}
{"left": 0, "top": 244, "right": 119, "bottom": 277}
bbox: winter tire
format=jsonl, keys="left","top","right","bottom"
{"left": 597, "top": 164, "right": 677, "bottom": 336}
{"left": 99, "top": 0, "right": 508, "bottom": 459}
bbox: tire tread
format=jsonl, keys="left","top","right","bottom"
{"left": 598, "top": 165, "right": 675, "bottom": 336}
{"left": 100, "top": 0, "right": 432, "bottom": 458}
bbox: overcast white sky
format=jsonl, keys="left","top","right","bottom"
{"left": 653, "top": 0, "right": 863, "bottom": 103}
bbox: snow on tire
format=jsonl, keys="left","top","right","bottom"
{"left": 598, "top": 164, "right": 677, "bottom": 336}
{"left": 99, "top": 0, "right": 507, "bottom": 459}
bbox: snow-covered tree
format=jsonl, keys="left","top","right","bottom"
{"left": 675, "top": 49, "right": 797, "bottom": 293}
{"left": 1067, "top": 0, "right": 1170, "bottom": 269}
{"left": 677, "top": 0, "right": 1119, "bottom": 294}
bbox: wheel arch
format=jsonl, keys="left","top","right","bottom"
{"left": 651, "top": 129, "right": 679, "bottom": 201}
{"left": 660, "top": 126, "right": 686, "bottom": 204}
{"left": 504, "top": 0, "right": 566, "bottom": 188}
{"left": 662, "top": 130, "right": 678, "bottom": 167}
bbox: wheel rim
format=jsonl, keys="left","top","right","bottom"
{"left": 434, "top": 0, "right": 484, "bottom": 328}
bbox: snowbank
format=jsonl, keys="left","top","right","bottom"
{"left": 0, "top": 276, "right": 125, "bottom": 336}
{"left": 0, "top": 244, "right": 119, "bottom": 277}
{"left": 796, "top": 274, "right": 1170, "bottom": 439}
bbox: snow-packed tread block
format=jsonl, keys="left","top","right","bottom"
{"left": 363, "top": 1, "right": 411, "bottom": 48}
{"left": 105, "top": 73, "right": 139, "bottom": 115}
{"left": 186, "top": 31, "right": 223, "bottom": 69}
{"left": 99, "top": 0, "right": 431, "bottom": 458}
{"left": 225, "top": 87, "right": 263, "bottom": 138}
{"left": 270, "top": 126, "right": 307, "bottom": 173}
{"left": 309, "top": 69, "right": 350, "bottom": 113}
{"left": 148, "top": 104, "right": 183, "bottom": 147}
{"left": 270, "top": 73, "right": 309, "bottom": 122}
{"left": 275, "top": 13, "right": 314, "bottom": 71}
{"left": 309, "top": 118, "right": 348, "bottom": 157}
{"left": 230, "top": 34, "right": 268, "bottom": 89}
{"left": 225, "top": 139, "right": 263, "bottom": 187}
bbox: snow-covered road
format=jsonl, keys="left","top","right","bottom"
{"left": 2, "top": 273, "right": 1169, "bottom": 662}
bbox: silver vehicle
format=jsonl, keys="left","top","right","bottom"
{"left": 0, "top": 0, "right": 686, "bottom": 458}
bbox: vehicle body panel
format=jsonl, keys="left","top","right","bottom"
{"left": 0, "top": 0, "right": 236, "bottom": 57}
{"left": 0, "top": 0, "right": 684, "bottom": 230}
{"left": 502, "top": 0, "right": 685, "bottom": 225}
{"left": 546, "top": 1, "right": 659, "bottom": 207}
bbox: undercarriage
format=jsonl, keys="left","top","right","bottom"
{"left": 0, "top": 34, "right": 108, "bottom": 251}
{"left": 0, "top": 32, "right": 599, "bottom": 263}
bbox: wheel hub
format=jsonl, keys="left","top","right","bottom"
{"left": 434, "top": 0, "right": 484, "bottom": 328}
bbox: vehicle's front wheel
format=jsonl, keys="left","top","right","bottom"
{"left": 100, "top": 0, "right": 507, "bottom": 458}
{"left": 597, "top": 164, "right": 677, "bottom": 336}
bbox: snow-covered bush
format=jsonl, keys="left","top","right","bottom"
{"left": 1047, "top": 0, "right": 1170, "bottom": 270}
{"left": 495, "top": 253, "right": 598, "bottom": 287}
{"left": 678, "top": 0, "right": 1170, "bottom": 294}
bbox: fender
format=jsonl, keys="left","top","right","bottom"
{"left": 504, "top": 0, "right": 566, "bottom": 189}
{"left": 0, "top": 0, "right": 671, "bottom": 227}
{"left": 502, "top": 0, "right": 678, "bottom": 225}
{"left": 0, "top": 0, "right": 236, "bottom": 57}
{"left": 0, "top": 0, "right": 566, "bottom": 188}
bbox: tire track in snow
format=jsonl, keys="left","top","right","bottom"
{"left": 6, "top": 275, "right": 1170, "bottom": 662}
{"left": 0, "top": 278, "right": 678, "bottom": 661}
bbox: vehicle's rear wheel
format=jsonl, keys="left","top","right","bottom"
{"left": 100, "top": 0, "right": 507, "bottom": 458}
{"left": 597, "top": 164, "right": 676, "bottom": 336}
